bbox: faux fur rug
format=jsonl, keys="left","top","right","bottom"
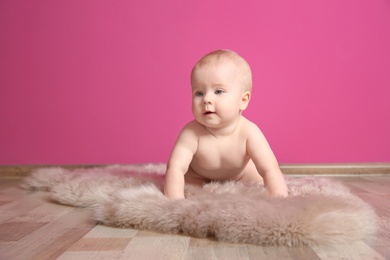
{"left": 22, "top": 164, "right": 377, "bottom": 247}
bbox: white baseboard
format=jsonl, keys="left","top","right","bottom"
{"left": 0, "top": 163, "right": 389, "bottom": 177}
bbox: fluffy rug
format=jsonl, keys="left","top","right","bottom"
{"left": 22, "top": 164, "right": 377, "bottom": 247}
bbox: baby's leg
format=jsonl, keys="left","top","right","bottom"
{"left": 238, "top": 160, "right": 264, "bottom": 185}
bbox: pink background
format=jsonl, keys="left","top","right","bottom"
{"left": 1, "top": 0, "right": 390, "bottom": 165}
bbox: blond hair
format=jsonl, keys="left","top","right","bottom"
{"left": 191, "top": 49, "right": 253, "bottom": 91}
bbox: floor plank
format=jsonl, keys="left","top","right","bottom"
{"left": 0, "top": 207, "right": 95, "bottom": 259}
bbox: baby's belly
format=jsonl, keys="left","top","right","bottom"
{"left": 188, "top": 161, "right": 248, "bottom": 182}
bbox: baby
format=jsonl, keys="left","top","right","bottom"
{"left": 164, "top": 49, "right": 288, "bottom": 199}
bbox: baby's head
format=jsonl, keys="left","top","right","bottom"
{"left": 190, "top": 50, "right": 253, "bottom": 129}
{"left": 191, "top": 49, "right": 252, "bottom": 93}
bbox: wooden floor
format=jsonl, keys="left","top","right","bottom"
{"left": 0, "top": 174, "right": 389, "bottom": 260}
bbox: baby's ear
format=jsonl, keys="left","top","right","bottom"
{"left": 240, "top": 91, "right": 251, "bottom": 111}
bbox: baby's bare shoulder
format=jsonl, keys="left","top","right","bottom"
{"left": 183, "top": 120, "right": 206, "bottom": 132}
{"left": 240, "top": 117, "right": 262, "bottom": 135}
{"left": 180, "top": 120, "right": 208, "bottom": 139}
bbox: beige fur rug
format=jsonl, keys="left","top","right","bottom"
{"left": 22, "top": 164, "right": 377, "bottom": 247}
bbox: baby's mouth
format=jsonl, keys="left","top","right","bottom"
{"left": 204, "top": 111, "right": 215, "bottom": 115}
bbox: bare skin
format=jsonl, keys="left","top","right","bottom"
{"left": 164, "top": 51, "right": 288, "bottom": 200}
{"left": 183, "top": 118, "right": 267, "bottom": 185}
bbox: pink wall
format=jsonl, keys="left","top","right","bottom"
{"left": 1, "top": 0, "right": 390, "bottom": 165}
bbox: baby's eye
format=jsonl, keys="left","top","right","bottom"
{"left": 215, "top": 89, "right": 224, "bottom": 95}
{"left": 194, "top": 91, "right": 203, "bottom": 97}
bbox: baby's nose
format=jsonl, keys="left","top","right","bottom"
{"left": 203, "top": 93, "right": 213, "bottom": 104}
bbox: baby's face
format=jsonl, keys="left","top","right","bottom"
{"left": 191, "top": 62, "right": 249, "bottom": 129}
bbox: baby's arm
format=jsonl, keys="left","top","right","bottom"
{"left": 164, "top": 123, "right": 198, "bottom": 200}
{"left": 247, "top": 123, "right": 288, "bottom": 197}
